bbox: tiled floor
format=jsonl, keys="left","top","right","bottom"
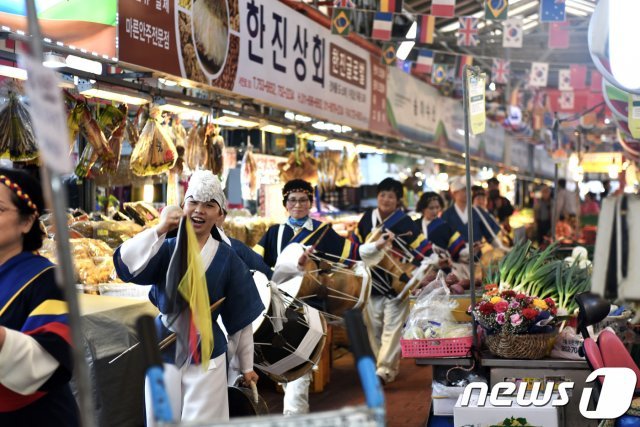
{"left": 258, "top": 350, "right": 434, "bottom": 427}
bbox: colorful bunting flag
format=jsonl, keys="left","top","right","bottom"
{"left": 485, "top": 0, "right": 508, "bottom": 20}
{"left": 559, "top": 91, "right": 575, "bottom": 110}
{"left": 380, "top": 0, "right": 403, "bottom": 13}
{"left": 491, "top": 59, "right": 510, "bottom": 84}
{"left": 372, "top": 12, "right": 393, "bottom": 41}
{"left": 416, "top": 14, "right": 436, "bottom": 44}
{"left": 415, "top": 49, "right": 434, "bottom": 74}
{"left": 431, "top": 0, "right": 456, "bottom": 18}
{"left": 529, "top": 62, "right": 549, "bottom": 87}
{"left": 457, "top": 17, "right": 479, "bottom": 47}
{"left": 570, "top": 65, "right": 587, "bottom": 90}
{"left": 503, "top": 18, "right": 523, "bottom": 48}
{"left": 540, "top": 0, "right": 566, "bottom": 22}
{"left": 558, "top": 69, "right": 572, "bottom": 91}
{"left": 432, "top": 63, "right": 448, "bottom": 84}
{"left": 457, "top": 55, "right": 474, "bottom": 78}
{"left": 548, "top": 21, "right": 570, "bottom": 49}
{"left": 590, "top": 71, "right": 603, "bottom": 92}
{"left": 331, "top": 8, "right": 353, "bottom": 35}
{"left": 381, "top": 43, "right": 397, "bottom": 66}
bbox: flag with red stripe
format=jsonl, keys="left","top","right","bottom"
{"left": 372, "top": 12, "right": 393, "bottom": 41}
{"left": 416, "top": 15, "right": 435, "bottom": 44}
{"left": 431, "top": 0, "right": 456, "bottom": 17}
{"left": 380, "top": 0, "right": 403, "bottom": 13}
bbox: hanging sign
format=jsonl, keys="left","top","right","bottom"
{"left": 466, "top": 69, "right": 486, "bottom": 135}
{"left": 628, "top": 94, "right": 640, "bottom": 139}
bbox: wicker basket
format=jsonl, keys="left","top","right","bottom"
{"left": 485, "top": 331, "right": 557, "bottom": 359}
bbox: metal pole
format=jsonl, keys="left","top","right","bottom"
{"left": 24, "top": 2, "right": 96, "bottom": 426}
{"left": 551, "top": 119, "right": 560, "bottom": 242}
{"left": 462, "top": 65, "right": 477, "bottom": 348}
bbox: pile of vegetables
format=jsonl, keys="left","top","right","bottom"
{"left": 484, "top": 241, "right": 591, "bottom": 314}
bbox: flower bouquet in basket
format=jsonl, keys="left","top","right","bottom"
{"left": 471, "top": 284, "right": 559, "bottom": 359}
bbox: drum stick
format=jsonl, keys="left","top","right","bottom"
{"left": 109, "top": 298, "right": 226, "bottom": 364}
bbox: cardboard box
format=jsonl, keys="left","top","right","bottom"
{"left": 453, "top": 393, "right": 563, "bottom": 427}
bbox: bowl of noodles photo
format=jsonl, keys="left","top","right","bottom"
{"left": 191, "top": 0, "right": 229, "bottom": 77}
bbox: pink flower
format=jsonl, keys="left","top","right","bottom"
{"left": 496, "top": 313, "right": 506, "bottom": 325}
{"left": 509, "top": 300, "right": 520, "bottom": 309}
{"left": 510, "top": 313, "right": 523, "bottom": 326}
{"left": 494, "top": 301, "right": 509, "bottom": 313}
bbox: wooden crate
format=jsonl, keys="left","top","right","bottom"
{"left": 311, "top": 325, "right": 333, "bottom": 393}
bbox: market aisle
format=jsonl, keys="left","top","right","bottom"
{"left": 260, "top": 351, "right": 433, "bottom": 427}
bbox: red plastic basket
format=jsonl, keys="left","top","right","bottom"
{"left": 400, "top": 336, "right": 473, "bottom": 358}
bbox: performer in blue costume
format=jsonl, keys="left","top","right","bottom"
{"left": 114, "top": 170, "right": 264, "bottom": 425}
{"left": 0, "top": 168, "right": 78, "bottom": 426}
{"left": 441, "top": 177, "right": 495, "bottom": 258}
{"left": 414, "top": 191, "right": 467, "bottom": 261}
{"left": 253, "top": 179, "right": 390, "bottom": 415}
{"left": 349, "top": 178, "right": 434, "bottom": 385}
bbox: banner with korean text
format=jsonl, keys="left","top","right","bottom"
{"left": 118, "top": 0, "right": 371, "bottom": 130}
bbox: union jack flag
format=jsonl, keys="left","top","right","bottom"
{"left": 457, "top": 17, "right": 479, "bottom": 47}
{"left": 491, "top": 59, "right": 510, "bottom": 84}
{"left": 333, "top": 0, "right": 355, "bottom": 7}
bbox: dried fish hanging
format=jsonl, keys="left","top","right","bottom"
{"left": 205, "top": 125, "right": 225, "bottom": 177}
{"left": 0, "top": 91, "right": 39, "bottom": 162}
{"left": 101, "top": 104, "right": 129, "bottom": 174}
{"left": 74, "top": 103, "right": 123, "bottom": 178}
{"left": 347, "top": 150, "right": 361, "bottom": 187}
{"left": 278, "top": 137, "right": 318, "bottom": 185}
{"left": 167, "top": 115, "right": 187, "bottom": 205}
{"left": 130, "top": 107, "right": 178, "bottom": 176}
{"left": 240, "top": 142, "right": 258, "bottom": 201}
{"left": 126, "top": 105, "right": 147, "bottom": 149}
{"left": 317, "top": 150, "right": 340, "bottom": 193}
{"left": 185, "top": 118, "right": 208, "bottom": 171}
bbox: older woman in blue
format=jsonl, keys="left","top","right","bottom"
{"left": 114, "top": 171, "right": 264, "bottom": 425}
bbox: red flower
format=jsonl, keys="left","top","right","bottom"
{"left": 501, "top": 290, "right": 516, "bottom": 299}
{"left": 544, "top": 297, "right": 556, "bottom": 307}
{"left": 479, "top": 302, "right": 495, "bottom": 315}
{"left": 522, "top": 308, "right": 538, "bottom": 320}
{"left": 515, "top": 293, "right": 526, "bottom": 300}
{"left": 494, "top": 301, "right": 509, "bottom": 313}
{"left": 551, "top": 307, "right": 558, "bottom": 316}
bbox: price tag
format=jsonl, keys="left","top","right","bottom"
{"left": 466, "top": 70, "right": 486, "bottom": 135}
{"left": 628, "top": 94, "right": 640, "bottom": 138}
{"left": 20, "top": 55, "right": 73, "bottom": 174}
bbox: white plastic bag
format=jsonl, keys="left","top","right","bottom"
{"left": 550, "top": 326, "right": 584, "bottom": 360}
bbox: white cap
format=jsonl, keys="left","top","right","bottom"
{"left": 449, "top": 176, "right": 467, "bottom": 193}
{"left": 184, "top": 170, "right": 227, "bottom": 212}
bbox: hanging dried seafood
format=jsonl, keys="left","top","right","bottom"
{"left": 185, "top": 118, "right": 208, "bottom": 170}
{"left": 205, "top": 125, "right": 225, "bottom": 176}
{"left": 346, "top": 150, "right": 361, "bottom": 187}
{"left": 169, "top": 116, "right": 187, "bottom": 175}
{"left": 240, "top": 143, "right": 257, "bottom": 200}
{"left": 130, "top": 107, "right": 178, "bottom": 176}
{"left": 101, "top": 104, "right": 129, "bottom": 174}
{"left": 278, "top": 138, "right": 318, "bottom": 184}
{"left": 317, "top": 150, "right": 341, "bottom": 192}
{"left": 0, "top": 92, "right": 38, "bottom": 161}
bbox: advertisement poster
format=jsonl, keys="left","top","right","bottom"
{"left": 118, "top": 0, "right": 371, "bottom": 130}
{"left": 385, "top": 66, "right": 440, "bottom": 142}
{"left": 0, "top": 0, "right": 117, "bottom": 58}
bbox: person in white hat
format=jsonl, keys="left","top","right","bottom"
{"left": 114, "top": 170, "right": 264, "bottom": 425}
{"left": 440, "top": 176, "right": 496, "bottom": 259}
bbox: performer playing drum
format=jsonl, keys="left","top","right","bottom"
{"left": 253, "top": 179, "right": 391, "bottom": 416}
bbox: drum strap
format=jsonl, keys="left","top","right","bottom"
{"left": 277, "top": 224, "right": 286, "bottom": 256}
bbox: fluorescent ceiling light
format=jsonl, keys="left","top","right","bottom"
{"left": 211, "top": 115, "right": 259, "bottom": 128}
{"left": 299, "top": 132, "right": 328, "bottom": 142}
{"left": 565, "top": 6, "right": 588, "bottom": 16}
{"left": 284, "top": 111, "right": 312, "bottom": 122}
{"left": 397, "top": 21, "right": 417, "bottom": 61}
{"left": 566, "top": 0, "right": 594, "bottom": 13}
{"left": 65, "top": 55, "right": 102, "bottom": 75}
{"left": 509, "top": 1, "right": 538, "bottom": 16}
{"left": 260, "top": 124, "right": 292, "bottom": 134}
{"left": 0, "top": 64, "right": 27, "bottom": 80}
{"left": 440, "top": 22, "right": 459, "bottom": 33}
{"left": 522, "top": 20, "right": 539, "bottom": 31}
{"left": 159, "top": 102, "right": 209, "bottom": 117}
{"left": 158, "top": 77, "right": 178, "bottom": 87}
{"left": 315, "top": 139, "right": 353, "bottom": 151}
{"left": 356, "top": 144, "right": 388, "bottom": 154}
{"left": 42, "top": 52, "right": 66, "bottom": 68}
{"left": 79, "top": 82, "right": 152, "bottom": 105}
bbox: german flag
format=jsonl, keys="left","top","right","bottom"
{"left": 380, "top": 0, "right": 403, "bottom": 13}
{"left": 416, "top": 15, "right": 435, "bottom": 44}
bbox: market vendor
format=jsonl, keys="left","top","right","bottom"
{"left": 441, "top": 177, "right": 496, "bottom": 257}
{"left": 253, "top": 178, "right": 391, "bottom": 415}
{"left": 113, "top": 170, "right": 264, "bottom": 425}
{"left": 350, "top": 178, "right": 434, "bottom": 385}
{"left": 414, "top": 191, "right": 466, "bottom": 261}
{"left": 0, "top": 168, "right": 78, "bottom": 426}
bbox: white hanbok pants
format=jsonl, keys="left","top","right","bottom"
{"left": 144, "top": 353, "right": 228, "bottom": 426}
{"left": 282, "top": 371, "right": 312, "bottom": 414}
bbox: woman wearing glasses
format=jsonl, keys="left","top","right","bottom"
{"left": 254, "top": 179, "right": 390, "bottom": 415}
{"left": 0, "top": 168, "right": 78, "bottom": 426}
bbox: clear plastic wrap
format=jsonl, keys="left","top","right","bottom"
{"left": 0, "top": 92, "right": 38, "bottom": 161}
{"left": 185, "top": 119, "right": 208, "bottom": 170}
{"left": 130, "top": 108, "right": 178, "bottom": 176}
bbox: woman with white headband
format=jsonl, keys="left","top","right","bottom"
{"left": 114, "top": 170, "right": 264, "bottom": 424}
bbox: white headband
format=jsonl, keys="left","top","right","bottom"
{"left": 184, "top": 170, "right": 226, "bottom": 212}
